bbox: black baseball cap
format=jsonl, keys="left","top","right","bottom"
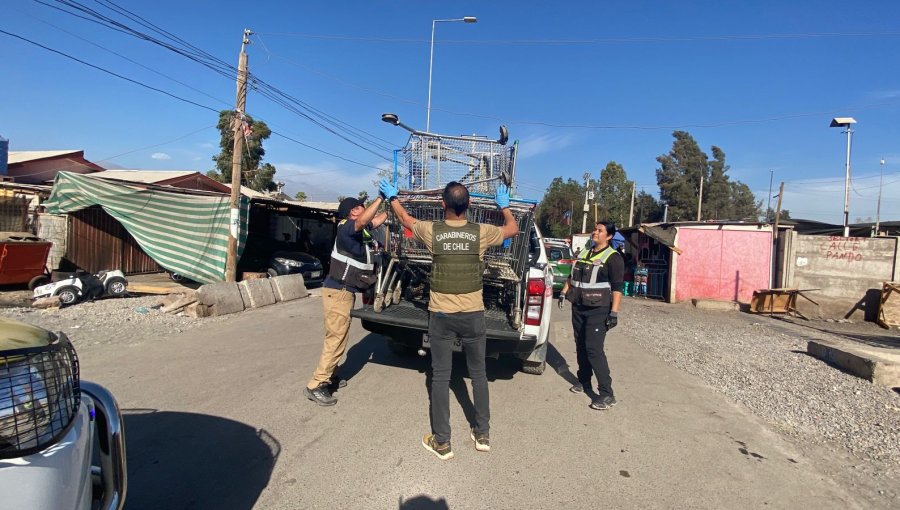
{"left": 338, "top": 197, "right": 364, "bottom": 219}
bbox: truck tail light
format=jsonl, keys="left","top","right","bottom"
{"left": 525, "top": 278, "right": 545, "bottom": 326}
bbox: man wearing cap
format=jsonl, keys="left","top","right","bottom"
{"left": 304, "top": 196, "right": 387, "bottom": 406}
{"left": 379, "top": 178, "right": 519, "bottom": 460}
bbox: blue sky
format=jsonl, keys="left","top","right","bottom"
{"left": 3, "top": 1, "right": 900, "bottom": 223}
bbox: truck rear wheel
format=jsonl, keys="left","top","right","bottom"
{"left": 521, "top": 360, "right": 546, "bottom": 375}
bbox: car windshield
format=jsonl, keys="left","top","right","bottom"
{"left": 547, "top": 246, "right": 573, "bottom": 262}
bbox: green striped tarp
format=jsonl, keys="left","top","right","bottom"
{"left": 45, "top": 171, "right": 249, "bottom": 284}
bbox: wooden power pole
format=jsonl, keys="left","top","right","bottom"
{"left": 225, "top": 29, "right": 251, "bottom": 283}
{"left": 773, "top": 182, "right": 784, "bottom": 241}
{"left": 628, "top": 181, "right": 636, "bottom": 226}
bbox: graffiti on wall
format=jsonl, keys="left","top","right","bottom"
{"left": 821, "top": 236, "right": 865, "bottom": 264}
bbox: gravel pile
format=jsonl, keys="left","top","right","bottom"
{"left": 0, "top": 295, "right": 228, "bottom": 351}
{"left": 621, "top": 299, "right": 900, "bottom": 498}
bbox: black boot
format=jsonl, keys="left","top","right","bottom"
{"left": 304, "top": 382, "right": 337, "bottom": 406}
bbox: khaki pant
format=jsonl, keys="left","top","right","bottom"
{"left": 307, "top": 287, "right": 356, "bottom": 389}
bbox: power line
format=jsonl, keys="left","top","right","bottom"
{"left": 0, "top": 28, "right": 221, "bottom": 113}
{"left": 254, "top": 31, "right": 900, "bottom": 45}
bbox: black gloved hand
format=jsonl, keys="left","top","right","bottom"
{"left": 557, "top": 295, "right": 565, "bottom": 309}
{"left": 606, "top": 311, "right": 618, "bottom": 331}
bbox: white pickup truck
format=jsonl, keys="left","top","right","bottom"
{"left": 351, "top": 212, "right": 554, "bottom": 375}
{"left": 0, "top": 319, "right": 126, "bottom": 510}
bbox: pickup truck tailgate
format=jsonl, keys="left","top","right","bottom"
{"left": 351, "top": 302, "right": 521, "bottom": 341}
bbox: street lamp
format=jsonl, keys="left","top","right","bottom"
{"left": 830, "top": 117, "right": 857, "bottom": 237}
{"left": 426, "top": 16, "right": 477, "bottom": 132}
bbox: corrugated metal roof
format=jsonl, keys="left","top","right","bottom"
{"left": 97, "top": 170, "right": 199, "bottom": 183}
{"left": 7, "top": 150, "right": 81, "bottom": 164}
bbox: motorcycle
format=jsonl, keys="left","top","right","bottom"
{"left": 32, "top": 270, "right": 128, "bottom": 306}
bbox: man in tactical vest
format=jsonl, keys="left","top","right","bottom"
{"left": 379, "top": 178, "right": 519, "bottom": 460}
{"left": 304, "top": 196, "right": 387, "bottom": 406}
{"left": 560, "top": 221, "right": 625, "bottom": 410}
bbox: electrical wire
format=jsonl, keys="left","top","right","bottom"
{"left": 0, "top": 28, "right": 221, "bottom": 113}
{"left": 254, "top": 31, "right": 900, "bottom": 45}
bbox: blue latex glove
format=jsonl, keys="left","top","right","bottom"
{"left": 495, "top": 184, "right": 510, "bottom": 209}
{"left": 379, "top": 178, "right": 399, "bottom": 200}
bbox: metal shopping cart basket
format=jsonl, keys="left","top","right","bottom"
{"left": 381, "top": 113, "right": 517, "bottom": 195}
{"left": 369, "top": 114, "right": 534, "bottom": 321}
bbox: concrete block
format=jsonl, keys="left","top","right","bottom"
{"left": 185, "top": 302, "right": 210, "bottom": 318}
{"left": 238, "top": 278, "right": 277, "bottom": 308}
{"left": 807, "top": 338, "right": 900, "bottom": 388}
{"left": 197, "top": 282, "right": 245, "bottom": 316}
{"left": 270, "top": 274, "right": 308, "bottom": 302}
{"left": 691, "top": 299, "right": 739, "bottom": 312}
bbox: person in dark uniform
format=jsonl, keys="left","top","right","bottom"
{"left": 304, "top": 196, "right": 387, "bottom": 406}
{"left": 559, "top": 221, "right": 625, "bottom": 410}
{"left": 379, "top": 178, "right": 519, "bottom": 460}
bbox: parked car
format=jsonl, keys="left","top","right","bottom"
{"left": 545, "top": 242, "right": 575, "bottom": 295}
{"left": 0, "top": 318, "right": 126, "bottom": 509}
{"left": 266, "top": 251, "right": 324, "bottom": 284}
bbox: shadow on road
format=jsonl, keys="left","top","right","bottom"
{"left": 547, "top": 340, "right": 579, "bottom": 386}
{"left": 341, "top": 333, "right": 521, "bottom": 382}
{"left": 399, "top": 495, "right": 450, "bottom": 509}
{"left": 123, "top": 409, "right": 280, "bottom": 510}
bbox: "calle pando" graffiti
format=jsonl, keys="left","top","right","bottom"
{"left": 822, "top": 236, "right": 865, "bottom": 263}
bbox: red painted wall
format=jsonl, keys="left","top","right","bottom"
{"left": 674, "top": 227, "right": 772, "bottom": 302}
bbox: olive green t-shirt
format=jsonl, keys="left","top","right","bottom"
{"left": 411, "top": 219, "right": 505, "bottom": 313}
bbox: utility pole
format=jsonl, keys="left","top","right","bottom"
{"left": 696, "top": 172, "right": 704, "bottom": 221}
{"left": 582, "top": 172, "right": 590, "bottom": 234}
{"left": 766, "top": 169, "right": 774, "bottom": 222}
{"left": 569, "top": 200, "right": 574, "bottom": 237}
{"left": 875, "top": 157, "right": 885, "bottom": 236}
{"left": 628, "top": 181, "right": 636, "bottom": 226}
{"left": 773, "top": 182, "right": 784, "bottom": 242}
{"left": 225, "top": 29, "right": 251, "bottom": 283}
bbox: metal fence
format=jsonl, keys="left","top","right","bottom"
{"left": 0, "top": 196, "right": 31, "bottom": 232}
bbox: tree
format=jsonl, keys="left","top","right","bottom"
{"left": 596, "top": 161, "right": 634, "bottom": 226}
{"left": 764, "top": 207, "right": 790, "bottom": 222}
{"left": 535, "top": 177, "right": 584, "bottom": 239}
{"left": 210, "top": 110, "right": 277, "bottom": 192}
{"left": 729, "top": 181, "right": 762, "bottom": 221}
{"left": 705, "top": 146, "right": 731, "bottom": 220}
{"left": 294, "top": 191, "right": 307, "bottom": 202}
{"left": 656, "top": 131, "right": 760, "bottom": 222}
{"left": 635, "top": 190, "right": 664, "bottom": 224}
{"left": 656, "top": 131, "right": 709, "bottom": 221}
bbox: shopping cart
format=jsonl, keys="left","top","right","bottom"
{"left": 381, "top": 113, "right": 516, "bottom": 195}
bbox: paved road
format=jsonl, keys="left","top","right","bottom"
{"left": 78, "top": 292, "right": 869, "bottom": 510}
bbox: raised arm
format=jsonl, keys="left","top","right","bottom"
{"left": 495, "top": 184, "right": 519, "bottom": 239}
{"left": 353, "top": 196, "right": 385, "bottom": 232}
{"left": 379, "top": 179, "right": 416, "bottom": 230}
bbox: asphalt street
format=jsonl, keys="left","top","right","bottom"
{"left": 77, "top": 291, "right": 870, "bottom": 510}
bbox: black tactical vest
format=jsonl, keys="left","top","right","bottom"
{"left": 430, "top": 221, "right": 482, "bottom": 294}
{"left": 567, "top": 246, "right": 618, "bottom": 307}
{"left": 328, "top": 220, "right": 376, "bottom": 289}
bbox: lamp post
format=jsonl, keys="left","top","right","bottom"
{"left": 830, "top": 117, "right": 857, "bottom": 237}
{"left": 426, "top": 16, "right": 477, "bottom": 132}
{"left": 876, "top": 156, "right": 885, "bottom": 236}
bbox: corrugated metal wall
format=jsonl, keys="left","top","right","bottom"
{"left": 67, "top": 207, "right": 161, "bottom": 274}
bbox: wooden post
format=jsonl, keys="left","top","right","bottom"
{"left": 225, "top": 29, "right": 251, "bottom": 283}
{"left": 773, "top": 182, "right": 784, "bottom": 241}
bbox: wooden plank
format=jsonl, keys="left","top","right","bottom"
{"left": 878, "top": 282, "right": 900, "bottom": 329}
{"left": 128, "top": 283, "right": 186, "bottom": 295}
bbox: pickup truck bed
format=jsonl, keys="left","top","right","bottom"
{"left": 351, "top": 301, "right": 537, "bottom": 355}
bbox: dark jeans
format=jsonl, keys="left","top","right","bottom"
{"left": 428, "top": 311, "right": 489, "bottom": 444}
{"left": 572, "top": 305, "right": 614, "bottom": 398}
